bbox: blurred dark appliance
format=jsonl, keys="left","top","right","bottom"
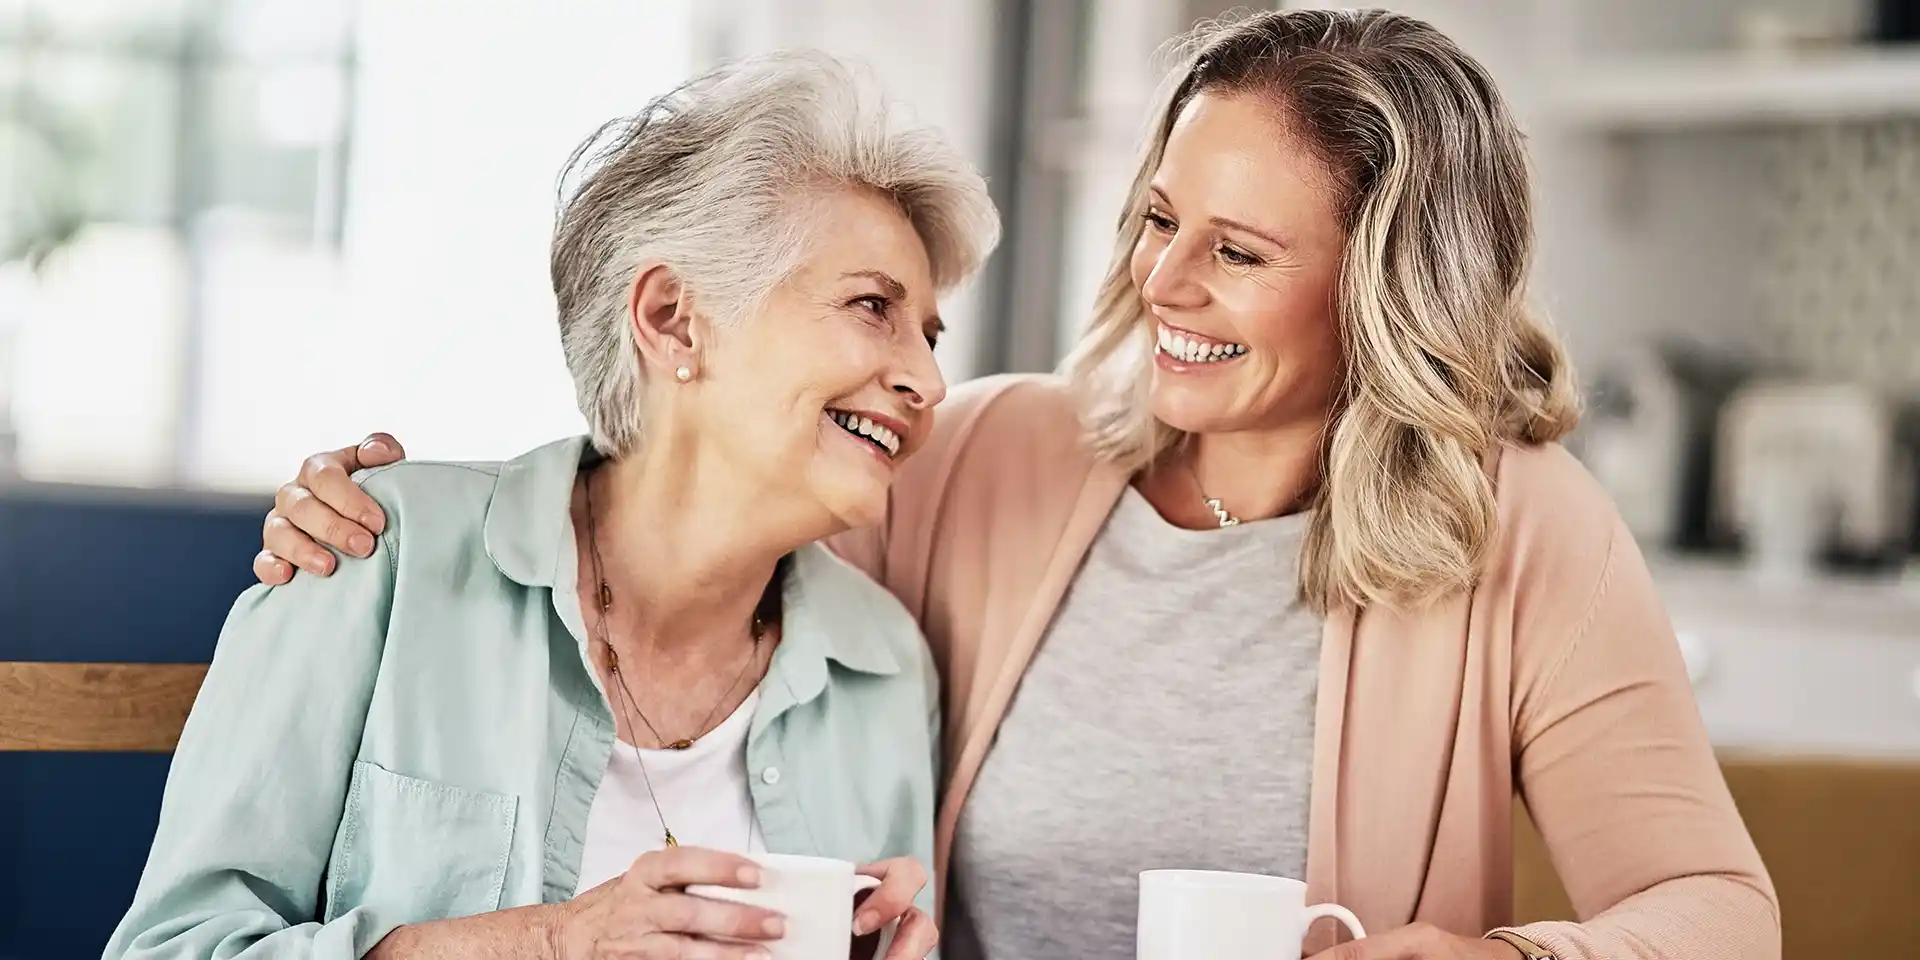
{"left": 1876, "top": 0, "right": 1920, "bottom": 42}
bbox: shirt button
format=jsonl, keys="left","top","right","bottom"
{"left": 760, "top": 766, "right": 782, "bottom": 785}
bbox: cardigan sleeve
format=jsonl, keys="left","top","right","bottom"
{"left": 1502, "top": 514, "right": 1780, "bottom": 960}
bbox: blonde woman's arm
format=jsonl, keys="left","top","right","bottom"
{"left": 1500, "top": 508, "right": 1780, "bottom": 960}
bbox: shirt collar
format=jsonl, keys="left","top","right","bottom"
{"left": 482, "top": 436, "right": 901, "bottom": 678}
{"left": 775, "top": 544, "right": 902, "bottom": 679}
{"left": 483, "top": 436, "right": 589, "bottom": 590}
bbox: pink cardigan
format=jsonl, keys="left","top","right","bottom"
{"left": 830, "top": 374, "right": 1779, "bottom": 959}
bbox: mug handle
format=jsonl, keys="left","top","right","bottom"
{"left": 1302, "top": 902, "right": 1366, "bottom": 944}
{"left": 850, "top": 873, "right": 884, "bottom": 932}
{"left": 850, "top": 873, "right": 895, "bottom": 950}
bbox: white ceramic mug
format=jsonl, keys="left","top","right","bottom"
{"left": 1138, "top": 869, "right": 1366, "bottom": 959}
{"left": 687, "top": 853, "right": 883, "bottom": 960}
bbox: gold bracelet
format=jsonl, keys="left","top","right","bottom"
{"left": 1485, "top": 929, "right": 1555, "bottom": 959}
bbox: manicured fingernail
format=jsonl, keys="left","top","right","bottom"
{"left": 762, "top": 916, "right": 785, "bottom": 937}
{"left": 853, "top": 910, "right": 877, "bottom": 935}
{"left": 361, "top": 513, "right": 384, "bottom": 533}
{"left": 349, "top": 534, "right": 373, "bottom": 556}
{"left": 363, "top": 439, "right": 391, "bottom": 456}
{"left": 738, "top": 865, "right": 761, "bottom": 886}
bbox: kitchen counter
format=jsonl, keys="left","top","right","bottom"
{"left": 1650, "top": 555, "right": 1920, "bottom": 758}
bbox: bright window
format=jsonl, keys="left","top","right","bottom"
{"left": 1, "top": 0, "right": 696, "bottom": 490}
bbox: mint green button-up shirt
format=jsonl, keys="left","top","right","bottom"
{"left": 105, "top": 437, "right": 941, "bottom": 959}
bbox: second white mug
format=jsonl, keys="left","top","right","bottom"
{"left": 1137, "top": 869, "right": 1365, "bottom": 959}
{"left": 687, "top": 853, "right": 882, "bottom": 960}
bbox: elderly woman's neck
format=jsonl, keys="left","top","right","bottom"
{"left": 578, "top": 453, "right": 815, "bottom": 650}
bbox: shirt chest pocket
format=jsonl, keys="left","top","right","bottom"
{"left": 324, "top": 760, "right": 519, "bottom": 924}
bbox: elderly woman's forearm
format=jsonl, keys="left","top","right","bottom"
{"left": 365, "top": 904, "right": 562, "bottom": 960}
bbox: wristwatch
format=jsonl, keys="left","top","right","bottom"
{"left": 1485, "top": 929, "right": 1556, "bottom": 959}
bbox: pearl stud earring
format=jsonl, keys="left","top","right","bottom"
{"left": 674, "top": 366, "right": 692, "bottom": 382}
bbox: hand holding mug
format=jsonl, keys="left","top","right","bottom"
{"left": 551, "top": 846, "right": 785, "bottom": 960}
{"left": 687, "top": 853, "right": 937, "bottom": 960}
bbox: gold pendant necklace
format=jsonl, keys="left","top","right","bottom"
{"left": 1188, "top": 458, "right": 1241, "bottom": 527}
{"left": 1203, "top": 496, "right": 1242, "bottom": 528}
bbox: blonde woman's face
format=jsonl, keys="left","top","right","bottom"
{"left": 1131, "top": 91, "right": 1345, "bottom": 438}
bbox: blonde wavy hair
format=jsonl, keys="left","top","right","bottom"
{"left": 1060, "top": 9, "right": 1580, "bottom": 614}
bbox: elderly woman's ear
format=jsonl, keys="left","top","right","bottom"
{"left": 626, "top": 261, "right": 702, "bottom": 381}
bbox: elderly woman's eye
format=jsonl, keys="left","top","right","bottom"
{"left": 852, "top": 294, "right": 889, "bottom": 314}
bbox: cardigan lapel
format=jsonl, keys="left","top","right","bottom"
{"left": 1304, "top": 592, "right": 1475, "bottom": 952}
{"left": 1304, "top": 606, "right": 1356, "bottom": 954}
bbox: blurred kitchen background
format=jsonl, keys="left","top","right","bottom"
{"left": 1, "top": 0, "right": 1916, "bottom": 957}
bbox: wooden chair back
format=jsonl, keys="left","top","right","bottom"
{"left": 0, "top": 661, "right": 207, "bottom": 752}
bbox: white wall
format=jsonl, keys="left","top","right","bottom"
{"left": 192, "top": 0, "right": 699, "bottom": 483}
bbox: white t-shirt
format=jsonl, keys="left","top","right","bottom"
{"left": 575, "top": 688, "right": 767, "bottom": 895}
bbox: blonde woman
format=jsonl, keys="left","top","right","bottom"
{"left": 249, "top": 11, "right": 1777, "bottom": 960}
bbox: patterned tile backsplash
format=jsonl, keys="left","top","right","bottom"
{"left": 1754, "top": 118, "right": 1920, "bottom": 393}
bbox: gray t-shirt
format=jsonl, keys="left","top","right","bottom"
{"left": 945, "top": 486, "right": 1323, "bottom": 960}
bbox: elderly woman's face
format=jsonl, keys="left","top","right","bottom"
{"left": 1131, "top": 91, "right": 1346, "bottom": 439}
{"left": 699, "top": 188, "right": 946, "bottom": 530}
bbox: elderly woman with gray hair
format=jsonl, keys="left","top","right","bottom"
{"left": 106, "top": 51, "right": 995, "bottom": 960}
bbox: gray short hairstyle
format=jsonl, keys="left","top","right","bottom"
{"left": 550, "top": 49, "right": 1001, "bottom": 456}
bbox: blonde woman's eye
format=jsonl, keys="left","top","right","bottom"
{"left": 1220, "top": 245, "right": 1261, "bottom": 267}
{"left": 1142, "top": 211, "right": 1176, "bottom": 233}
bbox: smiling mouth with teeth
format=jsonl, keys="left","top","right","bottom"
{"left": 1155, "top": 323, "right": 1248, "bottom": 364}
{"left": 827, "top": 410, "right": 903, "bottom": 458}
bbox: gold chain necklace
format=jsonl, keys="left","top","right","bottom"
{"left": 606, "top": 639, "right": 762, "bottom": 752}
{"left": 583, "top": 468, "right": 777, "bottom": 848}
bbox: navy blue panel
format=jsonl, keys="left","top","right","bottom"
{"left": 0, "top": 752, "right": 174, "bottom": 958}
{"left": 0, "top": 486, "right": 269, "bottom": 663}
{"left": 1, "top": 483, "right": 274, "bottom": 959}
